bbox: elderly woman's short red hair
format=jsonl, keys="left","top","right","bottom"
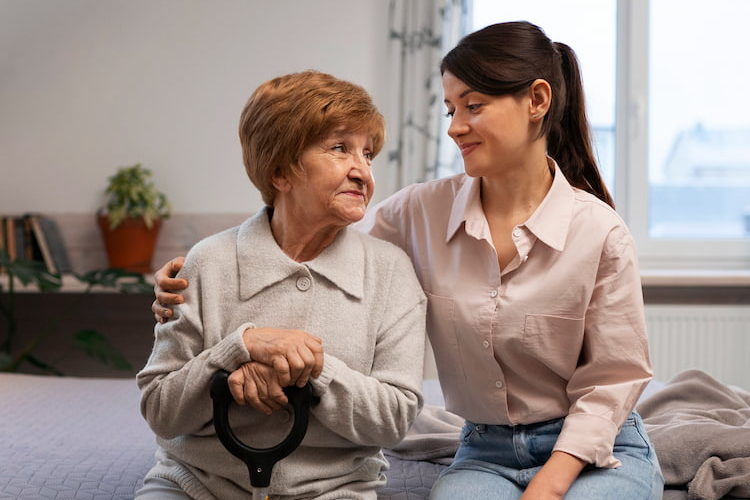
{"left": 239, "top": 70, "right": 385, "bottom": 206}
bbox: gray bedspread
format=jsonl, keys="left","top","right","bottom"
{"left": 636, "top": 369, "right": 750, "bottom": 500}
{"left": 0, "top": 374, "right": 156, "bottom": 499}
{"left": 0, "top": 373, "right": 446, "bottom": 499}
{"left": 4, "top": 371, "right": 748, "bottom": 500}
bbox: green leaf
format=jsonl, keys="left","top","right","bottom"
{"left": 0, "top": 351, "right": 13, "bottom": 372}
{"left": 100, "top": 163, "right": 169, "bottom": 228}
{"left": 74, "top": 268, "right": 151, "bottom": 293}
{"left": 73, "top": 330, "right": 132, "bottom": 371}
{"left": 25, "top": 354, "right": 64, "bottom": 376}
{"left": 2, "top": 257, "right": 62, "bottom": 291}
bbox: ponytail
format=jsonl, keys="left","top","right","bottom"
{"left": 548, "top": 42, "right": 614, "bottom": 208}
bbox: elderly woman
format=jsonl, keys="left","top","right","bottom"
{"left": 135, "top": 70, "right": 426, "bottom": 500}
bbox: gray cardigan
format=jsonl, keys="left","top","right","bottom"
{"left": 137, "top": 208, "right": 427, "bottom": 500}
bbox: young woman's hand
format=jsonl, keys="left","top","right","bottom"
{"left": 228, "top": 362, "right": 287, "bottom": 415}
{"left": 242, "top": 327, "right": 324, "bottom": 388}
{"left": 519, "top": 451, "right": 585, "bottom": 500}
{"left": 151, "top": 257, "right": 188, "bottom": 323}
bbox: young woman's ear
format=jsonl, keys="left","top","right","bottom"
{"left": 528, "top": 79, "right": 552, "bottom": 122}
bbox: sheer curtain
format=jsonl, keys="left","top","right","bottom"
{"left": 384, "top": 0, "right": 468, "bottom": 191}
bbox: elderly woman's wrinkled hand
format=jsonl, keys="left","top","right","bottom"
{"left": 228, "top": 362, "right": 288, "bottom": 415}
{"left": 242, "top": 327, "right": 324, "bottom": 388}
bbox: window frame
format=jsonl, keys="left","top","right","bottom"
{"left": 616, "top": 0, "right": 750, "bottom": 271}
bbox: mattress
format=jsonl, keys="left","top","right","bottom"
{"left": 0, "top": 373, "right": 445, "bottom": 499}
{"left": 0, "top": 374, "right": 155, "bottom": 499}
{"left": 8, "top": 373, "right": 735, "bottom": 500}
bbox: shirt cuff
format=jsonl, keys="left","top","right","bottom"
{"left": 208, "top": 321, "right": 254, "bottom": 369}
{"left": 553, "top": 413, "right": 621, "bottom": 468}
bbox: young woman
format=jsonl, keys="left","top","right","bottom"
{"left": 152, "top": 22, "right": 663, "bottom": 499}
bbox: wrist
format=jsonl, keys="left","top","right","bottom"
{"left": 530, "top": 451, "right": 585, "bottom": 497}
{"left": 241, "top": 326, "right": 257, "bottom": 356}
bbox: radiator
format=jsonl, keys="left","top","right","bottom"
{"left": 645, "top": 305, "right": 750, "bottom": 388}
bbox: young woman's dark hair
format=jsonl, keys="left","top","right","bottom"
{"left": 440, "top": 21, "right": 614, "bottom": 208}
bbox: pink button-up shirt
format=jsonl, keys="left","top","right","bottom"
{"left": 356, "top": 162, "right": 652, "bottom": 467}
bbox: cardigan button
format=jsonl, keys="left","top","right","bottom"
{"left": 296, "top": 276, "right": 312, "bottom": 291}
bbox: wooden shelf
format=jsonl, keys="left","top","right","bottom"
{"left": 0, "top": 273, "right": 153, "bottom": 293}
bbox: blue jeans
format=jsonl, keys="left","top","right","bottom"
{"left": 430, "top": 412, "right": 663, "bottom": 499}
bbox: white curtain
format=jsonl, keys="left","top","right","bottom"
{"left": 385, "top": 0, "right": 469, "bottom": 190}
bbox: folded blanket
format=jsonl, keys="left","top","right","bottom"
{"left": 384, "top": 404, "right": 462, "bottom": 465}
{"left": 636, "top": 369, "right": 750, "bottom": 500}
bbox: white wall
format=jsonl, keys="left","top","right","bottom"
{"left": 0, "top": 0, "right": 393, "bottom": 214}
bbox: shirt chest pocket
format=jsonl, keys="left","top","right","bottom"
{"left": 523, "top": 314, "right": 585, "bottom": 381}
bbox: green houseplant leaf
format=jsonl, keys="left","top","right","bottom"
{"left": 1, "top": 249, "right": 140, "bottom": 375}
{"left": 101, "top": 163, "right": 170, "bottom": 229}
{"left": 74, "top": 330, "right": 132, "bottom": 371}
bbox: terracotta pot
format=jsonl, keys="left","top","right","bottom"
{"left": 97, "top": 215, "right": 162, "bottom": 273}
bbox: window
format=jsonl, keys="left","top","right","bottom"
{"left": 468, "top": 0, "right": 750, "bottom": 270}
{"left": 647, "top": 0, "right": 750, "bottom": 241}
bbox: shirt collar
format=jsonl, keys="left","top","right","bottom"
{"left": 446, "top": 174, "right": 486, "bottom": 242}
{"left": 237, "top": 207, "right": 364, "bottom": 300}
{"left": 523, "top": 160, "right": 575, "bottom": 252}
{"left": 444, "top": 159, "right": 575, "bottom": 251}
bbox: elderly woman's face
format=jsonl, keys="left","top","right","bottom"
{"left": 287, "top": 129, "right": 375, "bottom": 226}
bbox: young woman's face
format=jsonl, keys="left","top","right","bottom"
{"left": 284, "top": 129, "right": 375, "bottom": 227}
{"left": 442, "top": 71, "right": 533, "bottom": 177}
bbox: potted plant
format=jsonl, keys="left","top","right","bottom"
{"left": 97, "top": 163, "right": 170, "bottom": 273}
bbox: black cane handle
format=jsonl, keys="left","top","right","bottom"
{"left": 210, "top": 370, "right": 313, "bottom": 488}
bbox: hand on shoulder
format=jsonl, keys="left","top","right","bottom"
{"left": 152, "top": 256, "right": 188, "bottom": 323}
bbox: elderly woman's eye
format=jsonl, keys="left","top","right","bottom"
{"left": 364, "top": 151, "right": 374, "bottom": 161}
{"left": 332, "top": 144, "right": 346, "bottom": 153}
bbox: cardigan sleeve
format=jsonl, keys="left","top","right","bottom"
{"left": 136, "top": 247, "right": 253, "bottom": 440}
{"left": 309, "top": 250, "right": 427, "bottom": 449}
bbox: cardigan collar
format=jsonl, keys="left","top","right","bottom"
{"left": 237, "top": 207, "right": 365, "bottom": 301}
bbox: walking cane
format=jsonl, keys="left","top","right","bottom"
{"left": 210, "top": 370, "right": 313, "bottom": 500}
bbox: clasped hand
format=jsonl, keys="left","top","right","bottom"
{"left": 228, "top": 327, "right": 324, "bottom": 415}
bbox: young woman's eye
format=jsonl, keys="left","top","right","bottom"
{"left": 444, "top": 109, "right": 455, "bottom": 118}
{"left": 466, "top": 103, "right": 482, "bottom": 112}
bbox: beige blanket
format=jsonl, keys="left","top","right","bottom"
{"left": 636, "top": 369, "right": 750, "bottom": 500}
{"left": 384, "top": 404, "right": 462, "bottom": 465}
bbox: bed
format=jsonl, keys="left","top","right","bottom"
{"left": 1, "top": 371, "right": 748, "bottom": 500}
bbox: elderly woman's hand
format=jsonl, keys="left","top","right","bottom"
{"left": 151, "top": 257, "right": 187, "bottom": 323}
{"left": 228, "top": 362, "right": 288, "bottom": 415}
{"left": 243, "top": 327, "right": 324, "bottom": 388}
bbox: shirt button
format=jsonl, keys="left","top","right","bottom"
{"left": 490, "top": 290, "right": 498, "bottom": 298}
{"left": 495, "top": 380, "right": 504, "bottom": 389}
{"left": 296, "top": 276, "right": 312, "bottom": 291}
{"left": 482, "top": 340, "right": 490, "bottom": 349}
{"left": 512, "top": 228, "right": 521, "bottom": 238}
